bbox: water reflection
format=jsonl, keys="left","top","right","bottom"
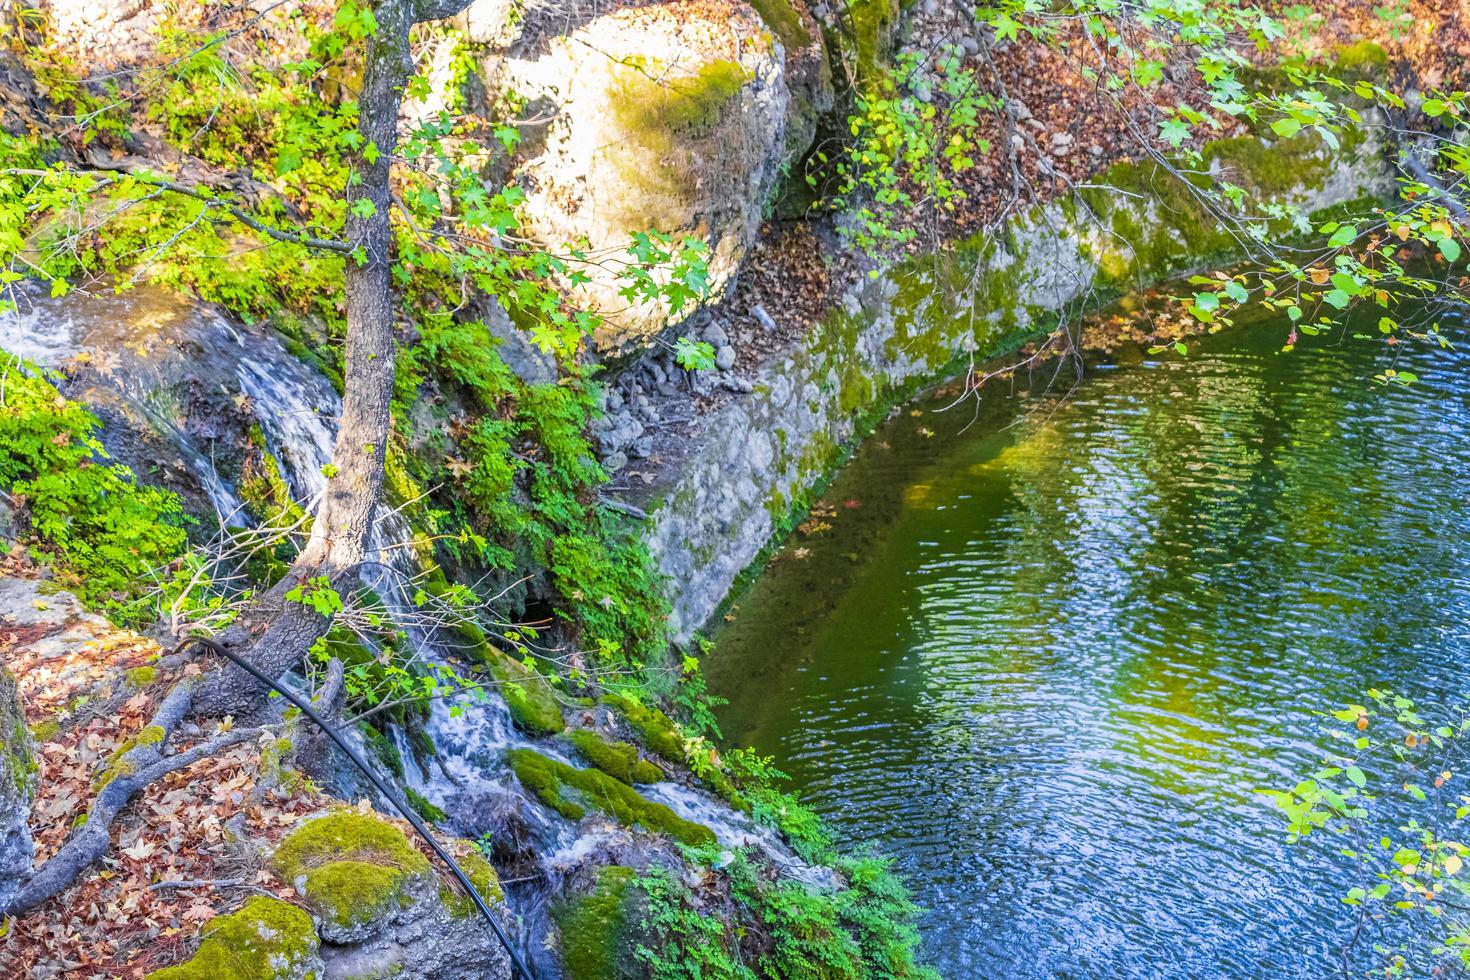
{"left": 710, "top": 312, "right": 1470, "bottom": 978}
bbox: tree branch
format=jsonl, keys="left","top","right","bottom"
{"left": 3, "top": 678, "right": 258, "bottom": 917}
{"left": 1, "top": 168, "right": 356, "bottom": 255}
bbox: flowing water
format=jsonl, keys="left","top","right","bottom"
{"left": 709, "top": 303, "right": 1470, "bottom": 978}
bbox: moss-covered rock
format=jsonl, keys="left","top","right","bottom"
{"left": 600, "top": 693, "right": 684, "bottom": 763}
{"left": 484, "top": 647, "right": 564, "bottom": 735}
{"left": 552, "top": 866, "right": 644, "bottom": 980}
{"left": 271, "top": 810, "right": 434, "bottom": 944}
{"left": 506, "top": 748, "right": 715, "bottom": 846}
{"left": 566, "top": 729, "right": 663, "bottom": 785}
{"left": 145, "top": 895, "right": 323, "bottom": 980}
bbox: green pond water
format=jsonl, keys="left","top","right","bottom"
{"left": 708, "top": 302, "right": 1470, "bottom": 978}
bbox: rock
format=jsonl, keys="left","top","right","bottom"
{"left": 750, "top": 304, "right": 778, "bottom": 333}
{"left": 0, "top": 665, "right": 35, "bottom": 912}
{"left": 630, "top": 435, "right": 655, "bottom": 459}
{"left": 921, "top": 0, "right": 938, "bottom": 15}
{"left": 703, "top": 320, "right": 730, "bottom": 347}
{"left": 1088, "top": 143, "right": 1105, "bottom": 158}
{"left": 592, "top": 411, "right": 644, "bottom": 455}
{"left": 960, "top": 35, "right": 981, "bottom": 57}
{"left": 1010, "top": 98, "right": 1033, "bottom": 121}
{"left": 271, "top": 811, "right": 512, "bottom": 979}
{"left": 603, "top": 450, "right": 628, "bottom": 473}
{"left": 715, "top": 345, "right": 737, "bottom": 371}
{"left": 484, "top": 1, "right": 801, "bottom": 356}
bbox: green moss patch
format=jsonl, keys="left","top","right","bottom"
{"left": 271, "top": 810, "right": 432, "bottom": 932}
{"left": 506, "top": 748, "right": 715, "bottom": 846}
{"left": 749, "top": 0, "right": 810, "bottom": 50}
{"left": 552, "top": 866, "right": 641, "bottom": 980}
{"left": 145, "top": 895, "right": 319, "bottom": 980}
{"left": 611, "top": 58, "right": 750, "bottom": 138}
{"left": 442, "top": 845, "right": 505, "bottom": 919}
{"left": 485, "top": 648, "right": 564, "bottom": 735}
{"left": 567, "top": 729, "right": 663, "bottom": 785}
{"left": 600, "top": 694, "right": 684, "bottom": 763}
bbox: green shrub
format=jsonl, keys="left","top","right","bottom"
{"left": 0, "top": 355, "right": 187, "bottom": 619}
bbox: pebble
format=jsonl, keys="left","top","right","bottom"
{"left": 715, "top": 344, "right": 737, "bottom": 371}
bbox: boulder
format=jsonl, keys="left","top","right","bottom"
{"left": 145, "top": 896, "right": 324, "bottom": 980}
{"left": 478, "top": 1, "right": 809, "bottom": 356}
{"left": 271, "top": 809, "right": 512, "bottom": 979}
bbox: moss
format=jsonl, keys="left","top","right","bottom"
{"left": 272, "top": 810, "right": 432, "bottom": 931}
{"left": 442, "top": 846, "right": 504, "bottom": 919}
{"left": 567, "top": 729, "right": 663, "bottom": 785}
{"left": 29, "top": 718, "right": 60, "bottom": 743}
{"left": 749, "top": 0, "right": 809, "bottom": 50}
{"left": 552, "top": 866, "right": 640, "bottom": 980}
{"left": 239, "top": 446, "right": 308, "bottom": 531}
{"left": 303, "top": 860, "right": 414, "bottom": 929}
{"left": 840, "top": 0, "right": 898, "bottom": 79}
{"left": 611, "top": 58, "right": 750, "bottom": 138}
{"left": 362, "top": 722, "right": 405, "bottom": 780}
{"left": 599, "top": 694, "right": 684, "bottom": 763}
{"left": 3, "top": 669, "right": 36, "bottom": 798}
{"left": 274, "top": 810, "right": 431, "bottom": 879}
{"left": 505, "top": 748, "right": 715, "bottom": 847}
{"left": 405, "top": 786, "right": 446, "bottom": 824}
{"left": 96, "top": 724, "right": 165, "bottom": 789}
{"left": 145, "top": 895, "right": 319, "bottom": 980}
{"left": 124, "top": 665, "right": 158, "bottom": 688}
{"left": 1332, "top": 41, "right": 1390, "bottom": 79}
{"left": 484, "top": 647, "right": 564, "bottom": 735}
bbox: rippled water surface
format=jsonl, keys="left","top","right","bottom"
{"left": 709, "top": 308, "right": 1470, "bottom": 978}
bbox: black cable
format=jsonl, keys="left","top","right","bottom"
{"left": 175, "top": 635, "right": 535, "bottom": 980}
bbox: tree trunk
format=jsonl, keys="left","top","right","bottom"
{"left": 194, "top": 1, "right": 417, "bottom": 717}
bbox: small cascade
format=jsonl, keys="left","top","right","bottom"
{"left": 3, "top": 281, "right": 838, "bottom": 974}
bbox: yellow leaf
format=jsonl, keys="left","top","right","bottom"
{"left": 1446, "top": 855, "right": 1463, "bottom": 876}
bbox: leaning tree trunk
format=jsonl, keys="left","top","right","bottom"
{"left": 194, "top": 0, "right": 423, "bottom": 717}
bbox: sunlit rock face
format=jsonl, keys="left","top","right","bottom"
{"left": 472, "top": 0, "right": 823, "bottom": 356}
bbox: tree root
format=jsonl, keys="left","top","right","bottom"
{"left": 3, "top": 678, "right": 259, "bottom": 917}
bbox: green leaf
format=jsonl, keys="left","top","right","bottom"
{"left": 1440, "top": 237, "right": 1462, "bottom": 263}
{"left": 1327, "top": 225, "right": 1358, "bottom": 248}
{"left": 1345, "top": 766, "right": 1366, "bottom": 788}
{"left": 1270, "top": 117, "right": 1302, "bottom": 138}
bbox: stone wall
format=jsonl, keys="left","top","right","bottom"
{"left": 642, "top": 131, "right": 1395, "bottom": 640}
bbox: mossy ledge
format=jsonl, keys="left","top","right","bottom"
{"left": 505, "top": 748, "right": 715, "bottom": 846}
{"left": 145, "top": 895, "right": 321, "bottom": 980}
{"left": 566, "top": 729, "right": 663, "bottom": 785}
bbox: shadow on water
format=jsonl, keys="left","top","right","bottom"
{"left": 708, "top": 303, "right": 1470, "bottom": 978}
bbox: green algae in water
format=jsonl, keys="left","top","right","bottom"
{"left": 708, "top": 297, "right": 1470, "bottom": 978}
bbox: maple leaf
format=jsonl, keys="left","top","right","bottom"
{"left": 181, "top": 904, "right": 216, "bottom": 923}
{"left": 120, "top": 839, "right": 156, "bottom": 860}
{"left": 446, "top": 457, "right": 475, "bottom": 479}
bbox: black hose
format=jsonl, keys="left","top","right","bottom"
{"left": 176, "top": 635, "right": 536, "bottom": 980}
